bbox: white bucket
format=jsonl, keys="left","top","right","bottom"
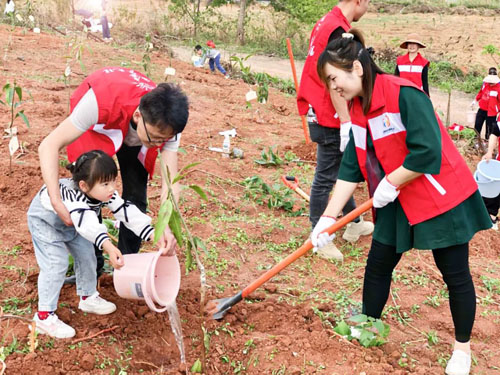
{"left": 466, "top": 110, "right": 476, "bottom": 125}
{"left": 474, "top": 160, "right": 500, "bottom": 198}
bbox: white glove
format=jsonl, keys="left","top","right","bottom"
{"left": 311, "top": 216, "right": 336, "bottom": 248}
{"left": 339, "top": 121, "right": 352, "bottom": 152}
{"left": 470, "top": 100, "right": 477, "bottom": 108}
{"left": 373, "top": 176, "right": 400, "bottom": 208}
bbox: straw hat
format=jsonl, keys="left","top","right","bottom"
{"left": 483, "top": 74, "right": 500, "bottom": 84}
{"left": 400, "top": 33, "right": 426, "bottom": 49}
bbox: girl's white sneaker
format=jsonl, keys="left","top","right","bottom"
{"left": 32, "top": 313, "right": 76, "bottom": 339}
{"left": 78, "top": 291, "right": 116, "bottom": 315}
{"left": 445, "top": 350, "right": 471, "bottom": 375}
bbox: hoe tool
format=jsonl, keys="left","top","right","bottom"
{"left": 281, "top": 175, "right": 310, "bottom": 202}
{"left": 206, "top": 198, "right": 373, "bottom": 319}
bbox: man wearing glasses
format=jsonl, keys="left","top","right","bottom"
{"left": 38, "top": 67, "right": 189, "bottom": 274}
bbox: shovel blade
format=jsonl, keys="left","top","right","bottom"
{"left": 206, "top": 292, "right": 243, "bottom": 320}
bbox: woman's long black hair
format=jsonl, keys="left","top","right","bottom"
{"left": 317, "top": 28, "right": 385, "bottom": 115}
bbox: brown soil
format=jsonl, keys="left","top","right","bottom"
{"left": 0, "top": 22, "right": 499, "bottom": 375}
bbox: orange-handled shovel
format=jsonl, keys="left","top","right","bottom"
{"left": 281, "top": 175, "right": 310, "bottom": 202}
{"left": 206, "top": 180, "right": 413, "bottom": 320}
{"left": 206, "top": 198, "right": 373, "bottom": 319}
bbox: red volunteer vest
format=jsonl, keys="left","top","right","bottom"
{"left": 66, "top": 67, "right": 160, "bottom": 176}
{"left": 350, "top": 74, "right": 478, "bottom": 225}
{"left": 486, "top": 84, "right": 500, "bottom": 116}
{"left": 297, "top": 6, "right": 350, "bottom": 128}
{"left": 396, "top": 53, "right": 429, "bottom": 90}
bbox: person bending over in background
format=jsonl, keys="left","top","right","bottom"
{"left": 480, "top": 115, "right": 500, "bottom": 230}
{"left": 394, "top": 33, "right": 430, "bottom": 96}
{"left": 297, "top": 0, "right": 374, "bottom": 262}
{"left": 38, "top": 67, "right": 189, "bottom": 282}
{"left": 472, "top": 67, "right": 500, "bottom": 140}
{"left": 313, "top": 29, "right": 491, "bottom": 375}
{"left": 28, "top": 151, "right": 159, "bottom": 339}
{"left": 205, "top": 40, "right": 229, "bottom": 78}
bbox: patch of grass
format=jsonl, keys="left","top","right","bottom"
{"left": 1, "top": 297, "right": 31, "bottom": 315}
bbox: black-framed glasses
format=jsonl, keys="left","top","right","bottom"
{"left": 140, "top": 112, "right": 177, "bottom": 145}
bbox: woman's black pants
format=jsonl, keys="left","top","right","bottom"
{"left": 362, "top": 240, "right": 475, "bottom": 343}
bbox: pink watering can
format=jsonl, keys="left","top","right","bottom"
{"left": 113, "top": 249, "right": 181, "bottom": 312}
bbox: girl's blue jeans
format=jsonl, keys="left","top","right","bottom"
{"left": 209, "top": 54, "right": 226, "bottom": 75}
{"left": 27, "top": 194, "right": 97, "bottom": 312}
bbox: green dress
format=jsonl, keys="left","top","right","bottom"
{"left": 338, "top": 87, "right": 491, "bottom": 253}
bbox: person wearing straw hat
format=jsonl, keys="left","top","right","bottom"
{"left": 395, "top": 33, "right": 430, "bottom": 96}
{"left": 481, "top": 114, "right": 500, "bottom": 230}
{"left": 297, "top": 0, "right": 374, "bottom": 262}
{"left": 472, "top": 67, "right": 500, "bottom": 140}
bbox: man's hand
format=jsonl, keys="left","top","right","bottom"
{"left": 157, "top": 227, "right": 178, "bottom": 256}
{"left": 51, "top": 197, "right": 73, "bottom": 226}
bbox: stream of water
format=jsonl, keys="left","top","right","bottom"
{"left": 166, "top": 302, "right": 186, "bottom": 364}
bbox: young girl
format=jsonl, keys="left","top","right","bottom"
{"left": 312, "top": 29, "right": 491, "bottom": 375}
{"left": 206, "top": 40, "right": 229, "bottom": 78}
{"left": 28, "top": 150, "right": 156, "bottom": 339}
{"left": 395, "top": 33, "right": 430, "bottom": 96}
{"left": 472, "top": 67, "right": 500, "bottom": 140}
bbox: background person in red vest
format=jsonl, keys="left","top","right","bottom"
{"left": 481, "top": 115, "right": 500, "bottom": 230}
{"left": 297, "top": 0, "right": 373, "bottom": 262}
{"left": 313, "top": 29, "right": 491, "bottom": 375}
{"left": 472, "top": 67, "right": 500, "bottom": 140}
{"left": 395, "top": 33, "right": 430, "bottom": 96}
{"left": 38, "top": 67, "right": 189, "bottom": 276}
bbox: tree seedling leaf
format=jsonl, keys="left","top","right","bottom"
{"left": 168, "top": 209, "right": 183, "bottom": 247}
{"left": 16, "top": 110, "right": 30, "bottom": 128}
{"left": 189, "top": 185, "right": 208, "bottom": 201}
{"left": 5, "top": 86, "right": 14, "bottom": 106}
{"left": 154, "top": 200, "right": 173, "bottom": 244}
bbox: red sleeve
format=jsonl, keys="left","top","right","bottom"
{"left": 476, "top": 85, "right": 484, "bottom": 101}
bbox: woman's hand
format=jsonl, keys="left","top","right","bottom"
{"left": 311, "top": 216, "right": 336, "bottom": 248}
{"left": 373, "top": 176, "right": 400, "bottom": 208}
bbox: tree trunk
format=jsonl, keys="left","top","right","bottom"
{"left": 237, "top": 0, "right": 247, "bottom": 45}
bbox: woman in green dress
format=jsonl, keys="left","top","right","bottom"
{"left": 311, "top": 29, "right": 491, "bottom": 375}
